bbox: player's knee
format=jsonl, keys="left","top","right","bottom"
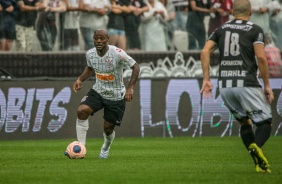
{"left": 103, "top": 121, "right": 115, "bottom": 136}
{"left": 77, "top": 106, "right": 91, "bottom": 120}
{"left": 104, "top": 128, "right": 113, "bottom": 136}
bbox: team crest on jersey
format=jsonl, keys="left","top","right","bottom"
{"left": 105, "top": 59, "right": 113, "bottom": 68}
{"left": 81, "top": 96, "right": 88, "bottom": 102}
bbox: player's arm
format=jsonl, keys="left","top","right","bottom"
{"left": 125, "top": 63, "right": 140, "bottom": 102}
{"left": 254, "top": 44, "right": 274, "bottom": 103}
{"left": 200, "top": 40, "right": 217, "bottom": 98}
{"left": 73, "top": 66, "right": 94, "bottom": 92}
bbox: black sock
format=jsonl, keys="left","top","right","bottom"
{"left": 240, "top": 124, "right": 255, "bottom": 150}
{"left": 255, "top": 123, "right": 272, "bottom": 147}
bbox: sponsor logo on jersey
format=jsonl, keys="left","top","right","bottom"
{"left": 100, "top": 90, "right": 114, "bottom": 98}
{"left": 96, "top": 72, "right": 115, "bottom": 81}
{"left": 220, "top": 70, "right": 246, "bottom": 77}
{"left": 116, "top": 48, "right": 122, "bottom": 52}
{"left": 222, "top": 24, "right": 252, "bottom": 31}
{"left": 221, "top": 60, "right": 243, "bottom": 66}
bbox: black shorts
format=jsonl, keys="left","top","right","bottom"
{"left": 80, "top": 89, "right": 126, "bottom": 126}
{"left": 0, "top": 16, "right": 16, "bottom": 40}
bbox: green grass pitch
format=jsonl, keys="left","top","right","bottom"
{"left": 0, "top": 137, "right": 281, "bottom": 184}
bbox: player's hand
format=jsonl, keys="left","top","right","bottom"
{"left": 125, "top": 88, "right": 134, "bottom": 102}
{"left": 264, "top": 86, "right": 274, "bottom": 104}
{"left": 200, "top": 80, "right": 213, "bottom": 98}
{"left": 73, "top": 79, "right": 83, "bottom": 92}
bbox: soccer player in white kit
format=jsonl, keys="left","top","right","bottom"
{"left": 73, "top": 29, "right": 140, "bottom": 158}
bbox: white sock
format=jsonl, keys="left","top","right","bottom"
{"left": 102, "top": 131, "right": 115, "bottom": 151}
{"left": 76, "top": 119, "right": 89, "bottom": 145}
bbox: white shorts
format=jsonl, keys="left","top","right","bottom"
{"left": 219, "top": 87, "right": 272, "bottom": 124}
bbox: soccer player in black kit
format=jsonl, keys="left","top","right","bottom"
{"left": 200, "top": 0, "right": 274, "bottom": 173}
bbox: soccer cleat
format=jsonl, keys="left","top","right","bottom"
{"left": 255, "top": 165, "right": 271, "bottom": 173}
{"left": 263, "top": 168, "right": 271, "bottom": 173}
{"left": 248, "top": 143, "right": 270, "bottom": 173}
{"left": 98, "top": 147, "right": 110, "bottom": 159}
{"left": 255, "top": 165, "right": 262, "bottom": 173}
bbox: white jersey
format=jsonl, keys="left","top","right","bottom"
{"left": 86, "top": 45, "right": 136, "bottom": 100}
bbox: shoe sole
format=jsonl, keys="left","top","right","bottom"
{"left": 98, "top": 156, "right": 108, "bottom": 159}
{"left": 98, "top": 150, "right": 109, "bottom": 159}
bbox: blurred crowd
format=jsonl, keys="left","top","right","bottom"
{"left": 0, "top": 0, "right": 282, "bottom": 55}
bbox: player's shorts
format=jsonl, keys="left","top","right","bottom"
{"left": 219, "top": 87, "right": 272, "bottom": 124}
{"left": 80, "top": 89, "right": 125, "bottom": 126}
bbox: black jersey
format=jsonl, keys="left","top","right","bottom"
{"left": 208, "top": 19, "right": 265, "bottom": 88}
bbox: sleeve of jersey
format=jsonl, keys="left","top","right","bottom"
{"left": 253, "top": 26, "right": 265, "bottom": 45}
{"left": 85, "top": 52, "right": 91, "bottom": 67}
{"left": 120, "top": 51, "right": 137, "bottom": 68}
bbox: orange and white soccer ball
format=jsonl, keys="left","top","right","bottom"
{"left": 64, "top": 141, "right": 87, "bottom": 159}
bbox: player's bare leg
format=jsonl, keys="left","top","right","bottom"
{"left": 98, "top": 121, "right": 115, "bottom": 159}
